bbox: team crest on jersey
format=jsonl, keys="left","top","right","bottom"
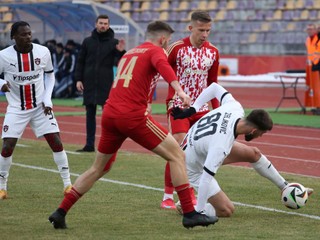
{"left": 3, "top": 125, "right": 8, "bottom": 132}
{"left": 34, "top": 58, "right": 40, "bottom": 65}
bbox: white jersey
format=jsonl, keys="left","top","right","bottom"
{"left": 0, "top": 43, "right": 53, "bottom": 113}
{"left": 184, "top": 97, "right": 244, "bottom": 176}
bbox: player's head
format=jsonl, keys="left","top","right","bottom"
{"left": 146, "top": 21, "right": 174, "bottom": 49}
{"left": 95, "top": 14, "right": 110, "bottom": 33}
{"left": 189, "top": 11, "right": 212, "bottom": 48}
{"left": 244, "top": 109, "right": 273, "bottom": 141}
{"left": 10, "top": 21, "right": 32, "bottom": 48}
{"left": 305, "top": 23, "right": 318, "bottom": 37}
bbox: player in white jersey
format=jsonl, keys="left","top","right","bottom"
{"left": 0, "top": 21, "right": 72, "bottom": 200}
{"left": 172, "top": 83, "right": 313, "bottom": 218}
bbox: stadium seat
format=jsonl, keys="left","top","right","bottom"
{"left": 226, "top": 1, "right": 237, "bottom": 10}
{"left": 214, "top": 10, "right": 226, "bottom": 21}
{"left": 120, "top": 2, "right": 131, "bottom": 12}
{"left": 177, "top": 1, "right": 189, "bottom": 11}
{"left": 207, "top": 1, "right": 217, "bottom": 10}
{"left": 197, "top": 1, "right": 207, "bottom": 10}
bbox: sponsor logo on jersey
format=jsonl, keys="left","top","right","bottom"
{"left": 13, "top": 73, "right": 40, "bottom": 82}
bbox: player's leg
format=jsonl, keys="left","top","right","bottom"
{"left": 31, "top": 108, "right": 72, "bottom": 194}
{"left": 0, "top": 138, "right": 17, "bottom": 199}
{"left": 152, "top": 134, "right": 218, "bottom": 228}
{"left": 0, "top": 111, "right": 29, "bottom": 199}
{"left": 44, "top": 132, "right": 72, "bottom": 194}
{"left": 49, "top": 151, "right": 115, "bottom": 229}
{"left": 224, "top": 141, "right": 287, "bottom": 190}
{"left": 161, "top": 132, "right": 186, "bottom": 209}
{"left": 49, "top": 116, "right": 124, "bottom": 229}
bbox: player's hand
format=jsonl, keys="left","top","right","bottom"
{"left": 76, "top": 81, "right": 84, "bottom": 92}
{"left": 177, "top": 91, "right": 191, "bottom": 108}
{"left": 0, "top": 82, "right": 10, "bottom": 92}
{"left": 171, "top": 107, "right": 196, "bottom": 120}
{"left": 42, "top": 103, "right": 52, "bottom": 116}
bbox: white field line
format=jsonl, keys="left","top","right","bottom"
{"left": 12, "top": 162, "right": 320, "bottom": 221}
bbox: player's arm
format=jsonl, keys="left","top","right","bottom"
{"left": 43, "top": 71, "right": 55, "bottom": 110}
{"left": 172, "top": 83, "right": 232, "bottom": 119}
{"left": 197, "top": 148, "right": 225, "bottom": 212}
{"left": 152, "top": 48, "right": 191, "bottom": 107}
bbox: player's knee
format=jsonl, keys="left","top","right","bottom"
{"left": 1, "top": 147, "right": 13, "bottom": 158}
{"left": 250, "top": 146, "right": 262, "bottom": 163}
{"left": 1, "top": 141, "right": 16, "bottom": 157}
{"left": 218, "top": 204, "right": 235, "bottom": 217}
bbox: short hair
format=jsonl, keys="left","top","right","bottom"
{"left": 146, "top": 21, "right": 174, "bottom": 38}
{"left": 10, "top": 21, "right": 30, "bottom": 40}
{"left": 96, "top": 14, "right": 109, "bottom": 22}
{"left": 191, "top": 11, "right": 212, "bottom": 23}
{"left": 246, "top": 109, "right": 273, "bottom": 131}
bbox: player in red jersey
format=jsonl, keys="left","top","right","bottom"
{"left": 161, "top": 10, "right": 220, "bottom": 209}
{"left": 0, "top": 21, "right": 72, "bottom": 200}
{"left": 49, "top": 21, "right": 218, "bottom": 229}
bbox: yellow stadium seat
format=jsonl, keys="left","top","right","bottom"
{"left": 198, "top": 1, "right": 207, "bottom": 10}
{"left": 226, "top": 0, "right": 237, "bottom": 10}
{"left": 120, "top": 2, "right": 131, "bottom": 12}
{"left": 159, "top": 11, "right": 169, "bottom": 21}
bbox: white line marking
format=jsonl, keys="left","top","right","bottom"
{"left": 12, "top": 162, "right": 320, "bottom": 221}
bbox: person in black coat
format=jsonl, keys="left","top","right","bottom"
{"left": 75, "top": 15, "right": 125, "bottom": 152}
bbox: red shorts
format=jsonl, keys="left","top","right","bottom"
{"left": 98, "top": 113, "right": 168, "bottom": 154}
{"left": 168, "top": 110, "right": 209, "bottom": 135}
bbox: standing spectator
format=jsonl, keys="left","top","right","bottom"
{"left": 0, "top": 21, "right": 72, "bottom": 200}
{"left": 75, "top": 15, "right": 126, "bottom": 152}
{"left": 48, "top": 21, "right": 218, "bottom": 230}
{"left": 305, "top": 23, "right": 320, "bottom": 115}
{"left": 53, "top": 47, "right": 76, "bottom": 98}
{"left": 161, "top": 10, "right": 220, "bottom": 209}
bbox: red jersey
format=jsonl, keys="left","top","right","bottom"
{"left": 105, "top": 42, "right": 177, "bottom": 118}
{"left": 166, "top": 37, "right": 219, "bottom": 111}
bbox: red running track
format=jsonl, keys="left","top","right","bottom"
{"left": 0, "top": 86, "right": 319, "bottom": 178}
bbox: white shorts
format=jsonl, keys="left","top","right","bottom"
{"left": 1, "top": 106, "right": 60, "bottom": 139}
{"left": 185, "top": 146, "right": 221, "bottom": 197}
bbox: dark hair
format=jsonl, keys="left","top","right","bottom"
{"left": 10, "top": 21, "right": 30, "bottom": 40}
{"left": 96, "top": 14, "right": 109, "bottom": 22}
{"left": 246, "top": 109, "right": 273, "bottom": 131}
{"left": 191, "top": 11, "right": 212, "bottom": 23}
{"left": 146, "top": 21, "right": 174, "bottom": 35}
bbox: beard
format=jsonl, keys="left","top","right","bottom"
{"left": 245, "top": 133, "right": 254, "bottom": 142}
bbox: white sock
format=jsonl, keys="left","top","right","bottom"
{"left": 163, "top": 193, "right": 174, "bottom": 201}
{"left": 0, "top": 155, "right": 12, "bottom": 190}
{"left": 53, "top": 151, "right": 71, "bottom": 188}
{"left": 251, "top": 154, "right": 287, "bottom": 190}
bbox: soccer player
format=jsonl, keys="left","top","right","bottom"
{"left": 161, "top": 10, "right": 220, "bottom": 209}
{"left": 48, "top": 21, "right": 218, "bottom": 229}
{"left": 172, "top": 83, "right": 313, "bottom": 217}
{"left": 0, "top": 21, "right": 72, "bottom": 200}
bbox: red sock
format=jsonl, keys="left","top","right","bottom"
{"left": 164, "top": 162, "right": 174, "bottom": 194}
{"left": 59, "top": 187, "right": 82, "bottom": 213}
{"left": 175, "top": 183, "right": 195, "bottom": 214}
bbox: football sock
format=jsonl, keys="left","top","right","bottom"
{"left": 53, "top": 150, "right": 72, "bottom": 188}
{"left": 0, "top": 155, "right": 12, "bottom": 190}
{"left": 163, "top": 193, "right": 174, "bottom": 201}
{"left": 164, "top": 162, "right": 174, "bottom": 194}
{"left": 59, "top": 187, "right": 82, "bottom": 213}
{"left": 251, "top": 154, "right": 287, "bottom": 190}
{"left": 175, "top": 183, "right": 195, "bottom": 215}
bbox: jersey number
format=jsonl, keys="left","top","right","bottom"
{"left": 194, "top": 113, "right": 221, "bottom": 140}
{"left": 113, "top": 56, "right": 138, "bottom": 88}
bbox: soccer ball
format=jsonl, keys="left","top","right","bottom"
{"left": 281, "top": 183, "right": 308, "bottom": 209}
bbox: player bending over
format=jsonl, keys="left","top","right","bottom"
{"left": 172, "top": 83, "right": 313, "bottom": 217}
